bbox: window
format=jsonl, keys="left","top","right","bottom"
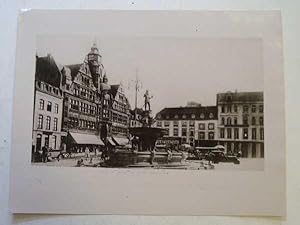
{"left": 259, "top": 105, "right": 263, "bottom": 113}
{"left": 173, "top": 121, "right": 179, "bottom": 127}
{"left": 243, "top": 105, "right": 249, "bottom": 113}
{"left": 260, "top": 128, "right": 264, "bottom": 140}
{"left": 209, "top": 113, "right": 214, "bottom": 119}
{"left": 221, "top": 105, "right": 225, "bottom": 113}
{"left": 182, "top": 128, "right": 187, "bottom": 136}
{"left": 47, "top": 102, "right": 52, "bottom": 112}
{"left": 208, "top": 132, "right": 214, "bottom": 140}
{"left": 182, "top": 121, "right": 187, "bottom": 127}
{"left": 252, "top": 105, "right": 256, "bottom": 113}
{"left": 234, "top": 128, "right": 239, "bottom": 139}
{"left": 233, "top": 105, "right": 238, "bottom": 113}
{"left": 191, "top": 114, "right": 195, "bottom": 119}
{"left": 227, "top": 128, "right": 232, "bottom": 139}
{"left": 38, "top": 115, "right": 43, "bottom": 129}
{"left": 208, "top": 123, "right": 214, "bottom": 130}
{"left": 39, "top": 99, "right": 44, "bottom": 110}
{"left": 157, "top": 121, "right": 162, "bottom": 127}
{"left": 189, "top": 129, "right": 195, "bottom": 137}
{"left": 54, "top": 103, "right": 59, "bottom": 113}
{"left": 164, "top": 121, "right": 169, "bottom": 127}
{"left": 234, "top": 117, "right": 238, "bottom": 125}
{"left": 243, "top": 115, "right": 248, "bottom": 125}
{"left": 221, "top": 117, "right": 225, "bottom": 125}
{"left": 189, "top": 138, "right": 194, "bottom": 146}
{"left": 174, "top": 114, "right": 179, "bottom": 119}
{"left": 251, "top": 117, "right": 256, "bottom": 125}
{"left": 259, "top": 117, "right": 264, "bottom": 125}
{"left": 227, "top": 105, "right": 232, "bottom": 113}
{"left": 220, "top": 128, "right": 225, "bottom": 138}
{"left": 227, "top": 117, "right": 232, "bottom": 125}
{"left": 189, "top": 121, "right": 195, "bottom": 127}
{"left": 46, "top": 116, "right": 51, "bottom": 130}
{"left": 252, "top": 128, "right": 257, "bottom": 140}
{"left": 173, "top": 128, "right": 178, "bottom": 136}
{"left": 252, "top": 144, "right": 256, "bottom": 158}
{"left": 156, "top": 114, "right": 161, "bottom": 119}
{"left": 200, "top": 113, "right": 205, "bottom": 119}
{"left": 199, "top": 123, "right": 205, "bottom": 130}
{"left": 53, "top": 118, "right": 58, "bottom": 131}
{"left": 199, "top": 132, "right": 205, "bottom": 140}
{"left": 243, "top": 128, "right": 248, "bottom": 139}
{"left": 52, "top": 135, "right": 57, "bottom": 149}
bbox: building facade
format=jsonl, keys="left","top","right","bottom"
{"left": 60, "top": 44, "right": 110, "bottom": 151}
{"left": 32, "top": 55, "right": 64, "bottom": 153}
{"left": 216, "top": 91, "right": 264, "bottom": 158}
{"left": 129, "top": 108, "right": 144, "bottom": 128}
{"left": 109, "top": 84, "right": 131, "bottom": 145}
{"left": 59, "top": 43, "right": 131, "bottom": 151}
{"left": 155, "top": 106, "right": 218, "bottom": 147}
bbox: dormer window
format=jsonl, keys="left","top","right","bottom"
{"left": 157, "top": 114, "right": 161, "bottom": 119}
{"left": 200, "top": 113, "right": 205, "bottom": 119}
{"left": 182, "top": 114, "right": 187, "bottom": 119}
{"left": 227, "top": 95, "right": 232, "bottom": 102}
{"left": 174, "top": 114, "right": 179, "bottom": 119}
{"left": 209, "top": 113, "right": 214, "bottom": 119}
{"left": 191, "top": 114, "right": 196, "bottom": 119}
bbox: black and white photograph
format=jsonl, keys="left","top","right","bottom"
{"left": 31, "top": 36, "right": 265, "bottom": 170}
{"left": 9, "top": 11, "right": 286, "bottom": 216}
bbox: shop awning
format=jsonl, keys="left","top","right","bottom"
{"left": 69, "top": 132, "right": 104, "bottom": 146}
{"left": 107, "top": 137, "right": 116, "bottom": 146}
{"left": 112, "top": 136, "right": 129, "bottom": 146}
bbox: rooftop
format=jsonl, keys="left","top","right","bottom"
{"left": 217, "top": 91, "right": 263, "bottom": 103}
{"left": 35, "top": 54, "right": 62, "bottom": 88}
{"left": 156, "top": 106, "right": 218, "bottom": 120}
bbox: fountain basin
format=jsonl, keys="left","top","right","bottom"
{"left": 103, "top": 149, "right": 187, "bottom": 168}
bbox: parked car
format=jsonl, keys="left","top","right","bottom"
{"left": 47, "top": 149, "right": 70, "bottom": 160}
{"left": 207, "top": 150, "right": 240, "bottom": 164}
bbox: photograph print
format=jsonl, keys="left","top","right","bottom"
{"left": 31, "top": 36, "right": 264, "bottom": 171}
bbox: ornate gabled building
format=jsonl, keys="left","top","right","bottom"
{"left": 60, "top": 43, "right": 107, "bottom": 152}
{"left": 33, "top": 43, "right": 133, "bottom": 155}
{"left": 59, "top": 43, "right": 132, "bottom": 151}
{"left": 108, "top": 84, "right": 131, "bottom": 146}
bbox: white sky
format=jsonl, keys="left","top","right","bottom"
{"left": 37, "top": 36, "right": 263, "bottom": 114}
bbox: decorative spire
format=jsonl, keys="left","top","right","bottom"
{"left": 103, "top": 73, "right": 108, "bottom": 84}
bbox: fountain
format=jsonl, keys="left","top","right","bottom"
{"left": 103, "top": 90, "right": 188, "bottom": 168}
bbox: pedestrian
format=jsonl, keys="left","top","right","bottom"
{"left": 150, "top": 148, "right": 156, "bottom": 165}
{"left": 76, "top": 158, "right": 84, "bottom": 167}
{"left": 41, "top": 146, "right": 48, "bottom": 163}
{"left": 85, "top": 146, "right": 90, "bottom": 161}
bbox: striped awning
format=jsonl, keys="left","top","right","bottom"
{"left": 69, "top": 132, "right": 104, "bottom": 146}
{"left": 112, "top": 136, "right": 129, "bottom": 146}
{"left": 107, "top": 137, "right": 116, "bottom": 146}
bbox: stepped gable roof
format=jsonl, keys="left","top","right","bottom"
{"left": 64, "top": 63, "right": 83, "bottom": 79}
{"left": 156, "top": 106, "right": 218, "bottom": 120}
{"left": 35, "top": 54, "right": 62, "bottom": 88}
{"left": 217, "top": 91, "right": 263, "bottom": 103}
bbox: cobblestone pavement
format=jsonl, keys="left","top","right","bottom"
{"left": 32, "top": 157, "right": 264, "bottom": 171}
